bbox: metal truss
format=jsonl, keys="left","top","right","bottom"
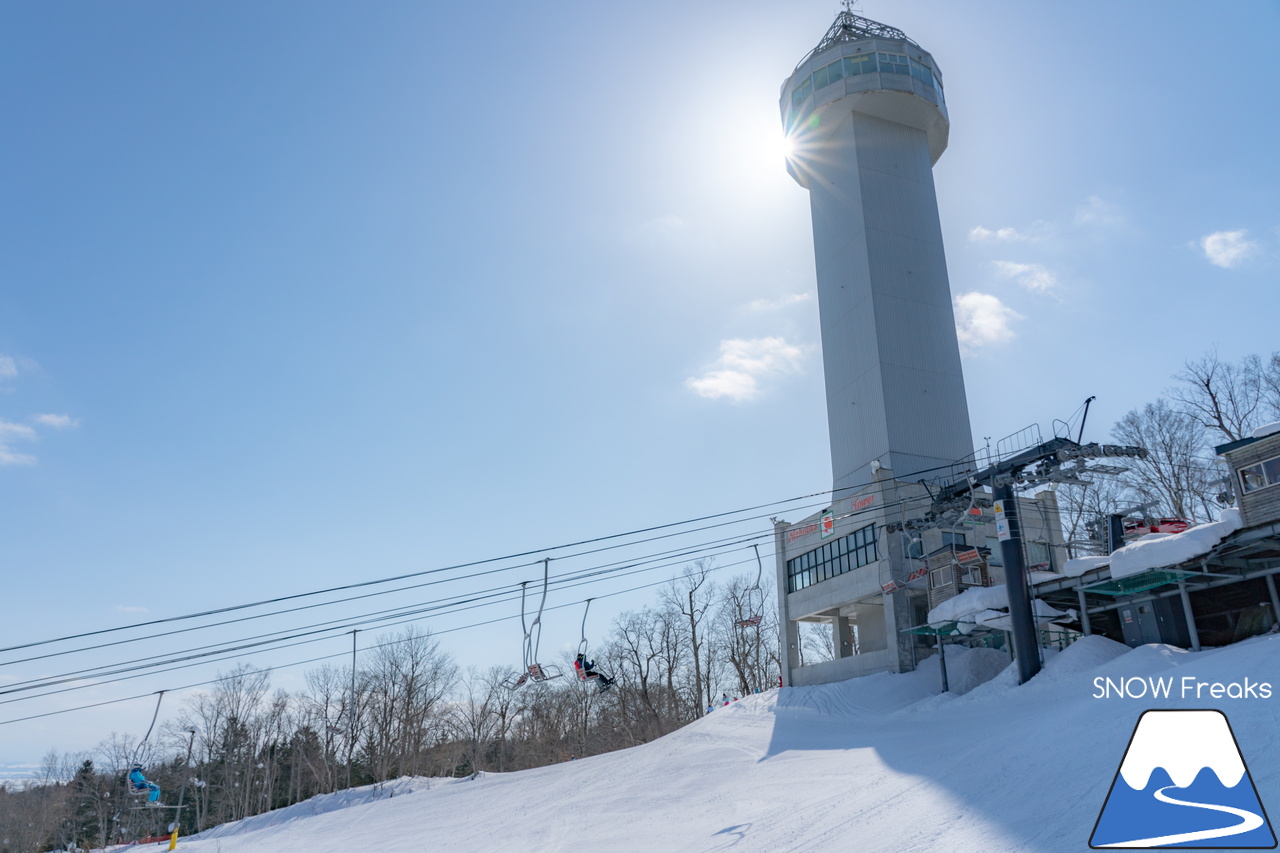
{"left": 793, "top": 10, "right": 917, "bottom": 72}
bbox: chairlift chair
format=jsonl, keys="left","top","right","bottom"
{"left": 502, "top": 559, "right": 564, "bottom": 690}
{"left": 573, "top": 599, "right": 615, "bottom": 692}
{"left": 735, "top": 545, "right": 766, "bottom": 629}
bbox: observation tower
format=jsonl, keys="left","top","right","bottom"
{"left": 780, "top": 9, "right": 972, "bottom": 496}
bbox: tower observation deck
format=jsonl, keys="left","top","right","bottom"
{"left": 781, "top": 10, "right": 972, "bottom": 496}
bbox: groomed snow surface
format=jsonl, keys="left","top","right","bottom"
{"left": 157, "top": 636, "right": 1280, "bottom": 853}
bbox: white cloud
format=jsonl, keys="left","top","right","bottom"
{"left": 685, "top": 336, "right": 808, "bottom": 402}
{"left": 745, "top": 292, "right": 812, "bottom": 312}
{"left": 954, "top": 292, "right": 1023, "bottom": 354}
{"left": 1074, "top": 195, "right": 1124, "bottom": 227}
{"left": 993, "top": 260, "right": 1057, "bottom": 293}
{"left": 0, "top": 419, "right": 37, "bottom": 466}
{"left": 1200, "top": 230, "right": 1256, "bottom": 269}
{"left": 33, "top": 413, "right": 80, "bottom": 429}
{"left": 969, "top": 225, "right": 1028, "bottom": 242}
{"left": 0, "top": 357, "right": 16, "bottom": 379}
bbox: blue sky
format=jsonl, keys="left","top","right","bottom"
{"left": 1, "top": 0, "right": 1277, "bottom": 769}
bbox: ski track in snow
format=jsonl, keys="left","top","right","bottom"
{"left": 159, "top": 636, "right": 1280, "bottom": 853}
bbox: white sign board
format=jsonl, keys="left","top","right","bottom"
{"left": 993, "top": 500, "right": 1011, "bottom": 542}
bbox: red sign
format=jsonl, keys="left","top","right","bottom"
{"left": 851, "top": 494, "right": 876, "bottom": 512}
{"left": 786, "top": 522, "right": 820, "bottom": 543}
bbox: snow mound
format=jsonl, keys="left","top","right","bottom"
{"left": 191, "top": 776, "right": 439, "bottom": 840}
{"left": 1041, "top": 633, "right": 1129, "bottom": 675}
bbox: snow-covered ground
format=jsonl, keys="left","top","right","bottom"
{"left": 162, "top": 637, "right": 1280, "bottom": 852}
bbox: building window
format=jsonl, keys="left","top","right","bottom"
{"left": 786, "top": 523, "right": 880, "bottom": 592}
{"left": 986, "top": 536, "right": 1003, "bottom": 566}
{"left": 942, "top": 531, "right": 967, "bottom": 547}
{"left": 790, "top": 50, "right": 941, "bottom": 122}
{"left": 1240, "top": 456, "right": 1280, "bottom": 493}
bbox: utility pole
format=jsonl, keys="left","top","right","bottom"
{"left": 347, "top": 628, "right": 358, "bottom": 790}
{"left": 995, "top": 483, "right": 1041, "bottom": 684}
{"left": 167, "top": 728, "right": 197, "bottom": 850}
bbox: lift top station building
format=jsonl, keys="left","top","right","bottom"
{"left": 771, "top": 9, "right": 1066, "bottom": 686}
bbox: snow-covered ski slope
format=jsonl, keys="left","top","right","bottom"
{"left": 176, "top": 637, "right": 1280, "bottom": 853}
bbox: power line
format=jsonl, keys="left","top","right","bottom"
{"left": 0, "top": 552, "right": 767, "bottom": 727}
{"left": 0, "top": 535, "right": 776, "bottom": 705}
{"left": 0, "top": 490, "right": 830, "bottom": 658}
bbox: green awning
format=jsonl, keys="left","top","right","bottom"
{"left": 1082, "top": 569, "right": 1197, "bottom": 596}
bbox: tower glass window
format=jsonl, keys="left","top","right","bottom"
{"left": 786, "top": 523, "right": 880, "bottom": 592}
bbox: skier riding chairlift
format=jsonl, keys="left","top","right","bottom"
{"left": 573, "top": 599, "right": 615, "bottom": 693}
{"left": 128, "top": 763, "right": 162, "bottom": 805}
{"left": 126, "top": 691, "right": 166, "bottom": 805}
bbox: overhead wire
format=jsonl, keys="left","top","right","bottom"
{"left": 0, "top": 548, "right": 770, "bottom": 727}
{"left": 0, "top": 491, "right": 833, "bottom": 659}
{"left": 0, "top": 535, "right": 778, "bottom": 705}
{"left": 0, "top": 457, "right": 1057, "bottom": 725}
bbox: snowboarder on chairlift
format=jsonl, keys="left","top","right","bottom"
{"left": 574, "top": 654, "right": 615, "bottom": 690}
{"left": 128, "top": 763, "right": 161, "bottom": 804}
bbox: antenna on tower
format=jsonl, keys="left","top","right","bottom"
{"left": 841, "top": 0, "right": 863, "bottom": 15}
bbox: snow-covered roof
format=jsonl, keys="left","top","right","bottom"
{"left": 1061, "top": 555, "right": 1110, "bottom": 578}
{"left": 1108, "top": 508, "right": 1243, "bottom": 580}
{"left": 1252, "top": 420, "right": 1280, "bottom": 440}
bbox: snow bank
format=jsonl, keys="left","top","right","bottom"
{"left": 191, "top": 777, "right": 439, "bottom": 840}
{"left": 1109, "top": 507, "right": 1243, "bottom": 579}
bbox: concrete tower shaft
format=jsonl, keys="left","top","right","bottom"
{"left": 781, "top": 13, "right": 972, "bottom": 496}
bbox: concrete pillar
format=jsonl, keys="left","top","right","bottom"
{"left": 827, "top": 608, "right": 853, "bottom": 658}
{"left": 1077, "top": 588, "right": 1092, "bottom": 636}
{"left": 1266, "top": 574, "right": 1280, "bottom": 626}
{"left": 774, "top": 520, "right": 799, "bottom": 686}
{"left": 1178, "top": 581, "right": 1201, "bottom": 652}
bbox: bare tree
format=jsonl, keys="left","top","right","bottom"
{"left": 799, "top": 623, "right": 835, "bottom": 664}
{"left": 360, "top": 627, "right": 456, "bottom": 782}
{"left": 1053, "top": 477, "right": 1131, "bottom": 557}
{"left": 1170, "top": 350, "right": 1267, "bottom": 442}
{"left": 660, "top": 559, "right": 718, "bottom": 717}
{"left": 715, "top": 575, "right": 780, "bottom": 696}
{"left": 1112, "top": 399, "right": 1223, "bottom": 522}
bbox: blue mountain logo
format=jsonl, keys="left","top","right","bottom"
{"left": 1091, "top": 709, "right": 1276, "bottom": 848}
